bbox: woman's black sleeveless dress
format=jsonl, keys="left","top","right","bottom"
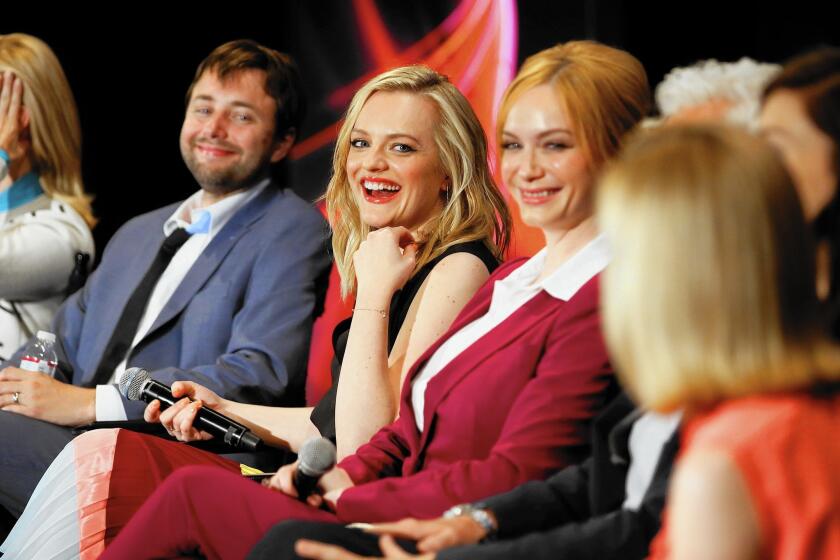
{"left": 309, "top": 240, "right": 499, "bottom": 442}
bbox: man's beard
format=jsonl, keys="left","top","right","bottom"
{"left": 181, "top": 140, "right": 271, "bottom": 195}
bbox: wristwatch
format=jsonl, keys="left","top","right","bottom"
{"left": 442, "top": 503, "right": 498, "bottom": 541}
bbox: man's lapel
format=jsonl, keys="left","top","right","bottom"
{"left": 137, "top": 185, "right": 278, "bottom": 343}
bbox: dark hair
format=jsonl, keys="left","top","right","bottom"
{"left": 764, "top": 47, "right": 840, "bottom": 193}
{"left": 764, "top": 46, "right": 840, "bottom": 337}
{"left": 186, "top": 39, "right": 306, "bottom": 142}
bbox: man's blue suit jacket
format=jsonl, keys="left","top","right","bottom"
{"left": 7, "top": 183, "right": 331, "bottom": 419}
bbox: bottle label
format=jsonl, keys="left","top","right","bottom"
{"left": 20, "top": 356, "right": 41, "bottom": 372}
{"left": 19, "top": 356, "right": 57, "bottom": 375}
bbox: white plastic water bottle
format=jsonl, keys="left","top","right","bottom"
{"left": 20, "top": 330, "right": 58, "bottom": 376}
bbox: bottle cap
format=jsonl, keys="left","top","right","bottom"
{"left": 36, "top": 330, "right": 57, "bottom": 344}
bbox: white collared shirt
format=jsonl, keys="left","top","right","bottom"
{"left": 95, "top": 180, "right": 269, "bottom": 421}
{"left": 622, "top": 410, "right": 682, "bottom": 510}
{"left": 410, "top": 234, "right": 611, "bottom": 432}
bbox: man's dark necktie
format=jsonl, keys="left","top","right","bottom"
{"left": 91, "top": 228, "right": 191, "bottom": 385}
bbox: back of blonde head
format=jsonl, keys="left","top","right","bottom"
{"left": 0, "top": 33, "right": 94, "bottom": 228}
{"left": 327, "top": 65, "right": 511, "bottom": 298}
{"left": 599, "top": 124, "right": 840, "bottom": 412}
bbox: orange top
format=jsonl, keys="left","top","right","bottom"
{"left": 649, "top": 391, "right": 840, "bottom": 559}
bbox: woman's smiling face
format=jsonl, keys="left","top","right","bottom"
{"left": 501, "top": 84, "right": 594, "bottom": 237}
{"left": 346, "top": 90, "right": 448, "bottom": 233}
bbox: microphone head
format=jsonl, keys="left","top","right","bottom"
{"left": 298, "top": 437, "right": 337, "bottom": 477}
{"left": 119, "top": 367, "right": 150, "bottom": 400}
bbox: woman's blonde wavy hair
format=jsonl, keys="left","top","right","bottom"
{"left": 326, "top": 65, "right": 511, "bottom": 299}
{"left": 0, "top": 33, "right": 95, "bottom": 228}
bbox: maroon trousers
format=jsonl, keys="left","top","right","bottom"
{"left": 100, "top": 466, "right": 338, "bottom": 560}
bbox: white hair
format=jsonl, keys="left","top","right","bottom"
{"left": 655, "top": 58, "right": 781, "bottom": 128}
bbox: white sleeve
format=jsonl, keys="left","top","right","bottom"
{"left": 95, "top": 384, "right": 129, "bottom": 421}
{"left": 0, "top": 200, "right": 94, "bottom": 300}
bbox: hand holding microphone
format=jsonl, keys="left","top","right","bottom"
{"left": 266, "top": 437, "right": 337, "bottom": 505}
{"left": 144, "top": 380, "right": 221, "bottom": 443}
{"left": 119, "top": 367, "right": 262, "bottom": 451}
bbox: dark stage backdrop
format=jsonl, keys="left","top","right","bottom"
{"left": 6, "top": 1, "right": 838, "bottom": 252}
{"left": 4, "top": 0, "right": 838, "bottom": 401}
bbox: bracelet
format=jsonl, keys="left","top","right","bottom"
{"left": 353, "top": 307, "right": 386, "bottom": 318}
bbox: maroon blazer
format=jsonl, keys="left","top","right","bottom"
{"left": 334, "top": 257, "right": 616, "bottom": 522}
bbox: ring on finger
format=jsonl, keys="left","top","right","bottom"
{"left": 12, "top": 391, "right": 20, "bottom": 405}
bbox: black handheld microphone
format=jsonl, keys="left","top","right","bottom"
{"left": 294, "top": 437, "right": 337, "bottom": 500}
{"left": 119, "top": 367, "right": 262, "bottom": 452}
